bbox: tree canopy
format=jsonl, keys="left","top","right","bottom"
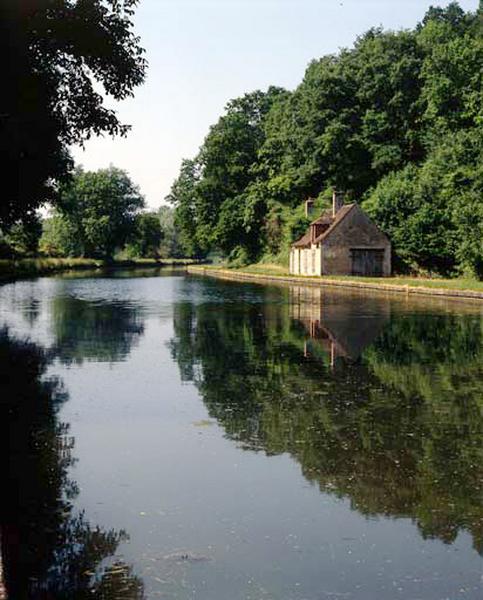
{"left": 126, "top": 212, "right": 164, "bottom": 259}
{"left": 169, "top": 2, "right": 482, "bottom": 277}
{"left": 41, "top": 167, "right": 145, "bottom": 259}
{"left": 0, "top": 0, "right": 146, "bottom": 227}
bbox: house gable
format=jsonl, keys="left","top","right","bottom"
{"left": 320, "top": 204, "right": 391, "bottom": 275}
{"left": 320, "top": 204, "right": 390, "bottom": 248}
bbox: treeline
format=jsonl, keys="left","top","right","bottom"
{"left": 0, "top": 166, "right": 182, "bottom": 261}
{"left": 170, "top": 3, "right": 482, "bottom": 277}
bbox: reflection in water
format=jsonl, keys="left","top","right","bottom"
{"left": 170, "top": 284, "right": 483, "bottom": 553}
{"left": 289, "top": 285, "right": 389, "bottom": 366}
{"left": 52, "top": 296, "right": 145, "bottom": 364}
{"left": 1, "top": 273, "right": 482, "bottom": 599}
{"left": 0, "top": 329, "right": 144, "bottom": 599}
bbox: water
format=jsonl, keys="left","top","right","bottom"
{"left": 0, "top": 269, "right": 482, "bottom": 600}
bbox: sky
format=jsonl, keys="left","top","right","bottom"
{"left": 71, "top": 0, "right": 479, "bottom": 209}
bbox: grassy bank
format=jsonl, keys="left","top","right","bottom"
{"left": 0, "top": 257, "right": 202, "bottom": 281}
{"left": 240, "top": 263, "right": 483, "bottom": 292}
{"left": 188, "top": 264, "right": 483, "bottom": 299}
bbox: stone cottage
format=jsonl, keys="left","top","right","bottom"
{"left": 289, "top": 191, "right": 391, "bottom": 277}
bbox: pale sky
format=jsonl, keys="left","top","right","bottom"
{"left": 71, "top": 0, "right": 478, "bottom": 209}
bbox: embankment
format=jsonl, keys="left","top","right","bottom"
{"left": 187, "top": 266, "right": 483, "bottom": 301}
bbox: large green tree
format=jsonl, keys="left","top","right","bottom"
{"left": 0, "top": 0, "right": 146, "bottom": 227}
{"left": 126, "top": 212, "right": 163, "bottom": 258}
{"left": 167, "top": 159, "right": 204, "bottom": 258}
{"left": 53, "top": 166, "right": 145, "bottom": 259}
{"left": 169, "top": 88, "right": 287, "bottom": 261}
{"left": 39, "top": 212, "right": 82, "bottom": 258}
{"left": 364, "top": 127, "right": 483, "bottom": 276}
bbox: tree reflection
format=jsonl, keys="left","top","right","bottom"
{"left": 51, "top": 296, "right": 144, "bottom": 364}
{"left": 0, "top": 329, "right": 144, "bottom": 599}
{"left": 169, "top": 288, "right": 483, "bottom": 553}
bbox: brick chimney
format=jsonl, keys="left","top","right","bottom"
{"left": 332, "top": 189, "right": 345, "bottom": 217}
{"left": 305, "top": 198, "right": 314, "bottom": 218}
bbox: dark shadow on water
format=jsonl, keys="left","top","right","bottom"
{"left": 169, "top": 283, "right": 483, "bottom": 554}
{"left": 0, "top": 328, "right": 144, "bottom": 599}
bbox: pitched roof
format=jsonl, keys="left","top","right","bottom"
{"left": 310, "top": 210, "right": 333, "bottom": 226}
{"left": 314, "top": 204, "right": 356, "bottom": 243}
{"left": 291, "top": 204, "right": 357, "bottom": 248}
{"left": 292, "top": 230, "right": 312, "bottom": 248}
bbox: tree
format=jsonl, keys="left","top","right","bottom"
{"left": 170, "top": 88, "right": 286, "bottom": 260}
{"left": 364, "top": 127, "right": 483, "bottom": 277}
{"left": 39, "top": 213, "right": 82, "bottom": 258}
{"left": 167, "top": 159, "right": 205, "bottom": 258}
{"left": 58, "top": 167, "right": 145, "bottom": 259}
{"left": 0, "top": 213, "right": 42, "bottom": 258}
{"left": 158, "top": 205, "right": 182, "bottom": 258}
{"left": 126, "top": 212, "right": 163, "bottom": 258}
{"left": 0, "top": 0, "right": 146, "bottom": 227}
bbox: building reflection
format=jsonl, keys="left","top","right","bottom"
{"left": 288, "top": 285, "right": 389, "bottom": 368}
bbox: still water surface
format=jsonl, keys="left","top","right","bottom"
{"left": 0, "top": 269, "right": 482, "bottom": 599}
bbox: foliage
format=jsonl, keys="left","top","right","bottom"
{"left": 125, "top": 212, "right": 163, "bottom": 258}
{"left": 170, "top": 3, "right": 482, "bottom": 277}
{"left": 364, "top": 127, "right": 483, "bottom": 276}
{"left": 0, "top": 213, "right": 43, "bottom": 258}
{"left": 168, "top": 88, "right": 287, "bottom": 260}
{"left": 0, "top": 0, "right": 146, "bottom": 228}
{"left": 158, "top": 205, "right": 183, "bottom": 258}
{"left": 40, "top": 213, "right": 83, "bottom": 258}
{"left": 167, "top": 159, "right": 204, "bottom": 258}
{"left": 52, "top": 167, "right": 145, "bottom": 260}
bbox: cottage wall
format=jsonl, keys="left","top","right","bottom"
{"left": 290, "top": 245, "right": 322, "bottom": 276}
{"left": 321, "top": 206, "right": 391, "bottom": 276}
{"left": 290, "top": 248, "right": 301, "bottom": 274}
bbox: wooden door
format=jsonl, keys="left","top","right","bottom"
{"left": 351, "top": 249, "right": 384, "bottom": 276}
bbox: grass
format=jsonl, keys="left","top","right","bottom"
{"left": 190, "top": 263, "right": 483, "bottom": 293}
{"left": 0, "top": 257, "right": 202, "bottom": 281}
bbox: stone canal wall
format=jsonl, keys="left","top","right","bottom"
{"left": 187, "top": 266, "right": 483, "bottom": 302}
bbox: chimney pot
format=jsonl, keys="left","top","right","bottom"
{"left": 332, "top": 189, "right": 345, "bottom": 217}
{"left": 305, "top": 199, "right": 314, "bottom": 218}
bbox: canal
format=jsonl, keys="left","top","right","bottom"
{"left": 0, "top": 269, "right": 481, "bottom": 599}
